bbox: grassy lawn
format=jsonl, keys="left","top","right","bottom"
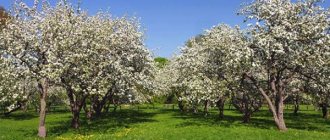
{"left": 1, "top": 105, "right": 330, "bottom": 140}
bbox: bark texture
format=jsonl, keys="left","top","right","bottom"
{"left": 38, "top": 78, "right": 49, "bottom": 138}
{"left": 320, "top": 103, "right": 329, "bottom": 119}
{"left": 217, "top": 98, "right": 225, "bottom": 119}
{"left": 293, "top": 95, "right": 299, "bottom": 115}
{"left": 244, "top": 73, "right": 288, "bottom": 131}
{"left": 204, "top": 100, "right": 209, "bottom": 116}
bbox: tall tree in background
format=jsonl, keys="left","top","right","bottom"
{"left": 154, "top": 57, "right": 169, "bottom": 68}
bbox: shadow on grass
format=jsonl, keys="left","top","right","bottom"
{"left": 2, "top": 107, "right": 330, "bottom": 138}
{"left": 172, "top": 109, "right": 249, "bottom": 128}
{"left": 47, "top": 109, "right": 158, "bottom": 137}
{"left": 0, "top": 108, "right": 70, "bottom": 121}
{"left": 0, "top": 108, "right": 157, "bottom": 137}
{"left": 284, "top": 112, "right": 330, "bottom": 131}
{"left": 0, "top": 112, "right": 38, "bottom": 120}
{"left": 171, "top": 108, "right": 330, "bottom": 132}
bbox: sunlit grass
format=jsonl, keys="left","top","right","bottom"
{"left": 0, "top": 105, "right": 329, "bottom": 140}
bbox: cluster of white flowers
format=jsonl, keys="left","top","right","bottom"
{"left": 240, "top": 0, "right": 329, "bottom": 101}
{"left": 0, "top": 0, "right": 155, "bottom": 114}
{"left": 160, "top": 0, "right": 329, "bottom": 130}
{"left": 160, "top": 24, "right": 250, "bottom": 109}
{"left": 0, "top": 56, "right": 34, "bottom": 112}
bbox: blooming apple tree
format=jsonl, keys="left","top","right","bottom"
{"left": 0, "top": 0, "right": 155, "bottom": 136}
{"left": 166, "top": 24, "right": 250, "bottom": 117}
{"left": 0, "top": 0, "right": 64, "bottom": 137}
{"left": 240, "top": 0, "right": 330, "bottom": 130}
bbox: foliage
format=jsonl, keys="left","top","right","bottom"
{"left": 154, "top": 57, "right": 169, "bottom": 68}
{"left": 0, "top": 0, "right": 156, "bottom": 134}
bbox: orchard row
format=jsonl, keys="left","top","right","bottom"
{"left": 0, "top": 0, "right": 329, "bottom": 138}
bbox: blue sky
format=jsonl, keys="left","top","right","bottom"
{"left": 1, "top": 0, "right": 329, "bottom": 58}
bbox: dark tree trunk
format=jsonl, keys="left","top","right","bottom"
{"left": 65, "top": 85, "right": 88, "bottom": 129}
{"left": 243, "top": 112, "right": 251, "bottom": 123}
{"left": 293, "top": 96, "right": 299, "bottom": 115}
{"left": 321, "top": 103, "right": 328, "bottom": 119}
{"left": 69, "top": 101, "right": 86, "bottom": 128}
{"left": 275, "top": 95, "right": 280, "bottom": 115}
{"left": 70, "top": 101, "right": 83, "bottom": 129}
{"left": 38, "top": 78, "right": 49, "bottom": 138}
{"left": 104, "top": 101, "right": 111, "bottom": 114}
{"left": 91, "top": 87, "right": 115, "bottom": 118}
{"left": 71, "top": 111, "right": 80, "bottom": 129}
{"left": 113, "top": 105, "right": 117, "bottom": 112}
{"left": 112, "top": 98, "right": 118, "bottom": 113}
{"left": 92, "top": 95, "right": 102, "bottom": 117}
{"left": 232, "top": 89, "right": 262, "bottom": 124}
{"left": 217, "top": 98, "right": 225, "bottom": 119}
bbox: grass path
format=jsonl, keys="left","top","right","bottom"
{"left": 1, "top": 106, "right": 330, "bottom": 139}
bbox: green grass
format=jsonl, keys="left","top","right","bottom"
{"left": 1, "top": 105, "right": 330, "bottom": 140}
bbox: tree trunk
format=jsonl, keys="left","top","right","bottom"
{"left": 321, "top": 104, "right": 328, "bottom": 119}
{"left": 243, "top": 112, "right": 251, "bottom": 123}
{"left": 113, "top": 105, "right": 117, "bottom": 112}
{"left": 71, "top": 111, "right": 80, "bottom": 129}
{"left": 291, "top": 92, "right": 300, "bottom": 115}
{"left": 70, "top": 100, "right": 84, "bottom": 129}
{"left": 242, "top": 94, "right": 251, "bottom": 123}
{"left": 192, "top": 103, "right": 198, "bottom": 114}
{"left": 92, "top": 95, "right": 102, "bottom": 117}
{"left": 22, "top": 102, "right": 28, "bottom": 112}
{"left": 83, "top": 102, "right": 92, "bottom": 120}
{"left": 204, "top": 100, "right": 209, "bottom": 116}
{"left": 293, "top": 99, "right": 299, "bottom": 115}
{"left": 104, "top": 99, "right": 112, "bottom": 114}
{"left": 92, "top": 91, "right": 113, "bottom": 118}
{"left": 275, "top": 84, "right": 287, "bottom": 131}
{"left": 66, "top": 88, "right": 87, "bottom": 129}
{"left": 112, "top": 98, "right": 118, "bottom": 113}
{"left": 244, "top": 73, "right": 288, "bottom": 131}
{"left": 94, "top": 107, "right": 102, "bottom": 117}
{"left": 178, "top": 100, "right": 185, "bottom": 112}
{"left": 217, "top": 98, "right": 225, "bottom": 119}
{"left": 38, "top": 78, "right": 49, "bottom": 138}
{"left": 70, "top": 105, "right": 84, "bottom": 128}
